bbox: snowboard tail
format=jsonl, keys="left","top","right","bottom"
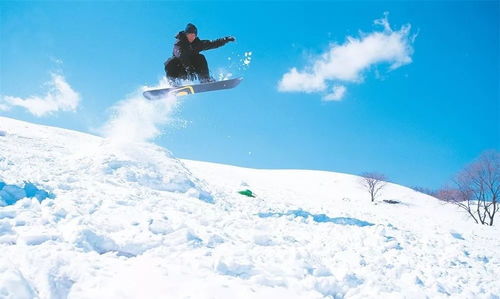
{"left": 143, "top": 77, "right": 242, "bottom": 100}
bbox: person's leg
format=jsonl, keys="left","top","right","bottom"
{"left": 165, "top": 58, "right": 187, "bottom": 86}
{"left": 192, "top": 54, "right": 213, "bottom": 83}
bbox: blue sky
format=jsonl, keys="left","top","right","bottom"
{"left": 1, "top": 1, "right": 498, "bottom": 190}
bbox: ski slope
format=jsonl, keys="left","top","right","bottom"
{"left": 0, "top": 116, "right": 498, "bottom": 298}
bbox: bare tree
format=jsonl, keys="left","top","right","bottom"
{"left": 439, "top": 151, "right": 499, "bottom": 226}
{"left": 436, "top": 187, "right": 480, "bottom": 223}
{"left": 360, "top": 172, "right": 388, "bottom": 202}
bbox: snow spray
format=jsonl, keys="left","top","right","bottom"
{"left": 101, "top": 80, "right": 180, "bottom": 143}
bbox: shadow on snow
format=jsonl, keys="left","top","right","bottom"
{"left": 0, "top": 181, "right": 55, "bottom": 206}
{"left": 258, "top": 209, "right": 374, "bottom": 227}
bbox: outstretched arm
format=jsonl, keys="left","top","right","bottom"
{"left": 195, "top": 36, "right": 235, "bottom": 52}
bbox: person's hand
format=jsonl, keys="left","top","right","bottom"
{"left": 224, "top": 36, "right": 236, "bottom": 42}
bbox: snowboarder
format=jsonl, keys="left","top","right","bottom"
{"left": 164, "top": 23, "right": 235, "bottom": 86}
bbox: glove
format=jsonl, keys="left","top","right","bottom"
{"left": 224, "top": 36, "right": 236, "bottom": 42}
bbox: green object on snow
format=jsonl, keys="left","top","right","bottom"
{"left": 238, "top": 189, "right": 255, "bottom": 198}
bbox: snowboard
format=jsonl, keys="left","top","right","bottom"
{"left": 143, "top": 77, "right": 243, "bottom": 100}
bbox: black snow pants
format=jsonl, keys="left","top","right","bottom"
{"left": 164, "top": 54, "right": 211, "bottom": 84}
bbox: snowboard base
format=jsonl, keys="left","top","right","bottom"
{"left": 143, "top": 77, "right": 243, "bottom": 100}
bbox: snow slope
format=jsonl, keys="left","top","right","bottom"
{"left": 0, "top": 116, "right": 498, "bottom": 299}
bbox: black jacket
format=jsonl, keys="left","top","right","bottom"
{"left": 172, "top": 31, "right": 229, "bottom": 66}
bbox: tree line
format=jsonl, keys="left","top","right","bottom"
{"left": 359, "top": 151, "right": 499, "bottom": 226}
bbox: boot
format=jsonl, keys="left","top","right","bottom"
{"left": 199, "top": 76, "right": 216, "bottom": 84}
{"left": 167, "top": 77, "right": 182, "bottom": 87}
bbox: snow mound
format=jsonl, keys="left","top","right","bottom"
{"left": 0, "top": 117, "right": 211, "bottom": 203}
{"left": 0, "top": 117, "right": 498, "bottom": 298}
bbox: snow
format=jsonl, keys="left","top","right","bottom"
{"left": 243, "top": 51, "right": 252, "bottom": 66}
{"left": 0, "top": 116, "right": 499, "bottom": 298}
{"left": 220, "top": 51, "right": 253, "bottom": 78}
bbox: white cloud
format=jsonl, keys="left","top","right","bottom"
{"left": 2, "top": 73, "right": 81, "bottom": 116}
{"left": 323, "top": 85, "right": 347, "bottom": 101}
{"left": 278, "top": 68, "right": 327, "bottom": 93}
{"left": 278, "top": 13, "right": 415, "bottom": 100}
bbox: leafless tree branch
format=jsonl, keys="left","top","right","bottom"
{"left": 359, "top": 172, "right": 388, "bottom": 202}
{"left": 438, "top": 151, "right": 499, "bottom": 226}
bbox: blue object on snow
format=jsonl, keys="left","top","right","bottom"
{"left": 0, "top": 181, "right": 55, "bottom": 206}
{"left": 258, "top": 209, "right": 374, "bottom": 227}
